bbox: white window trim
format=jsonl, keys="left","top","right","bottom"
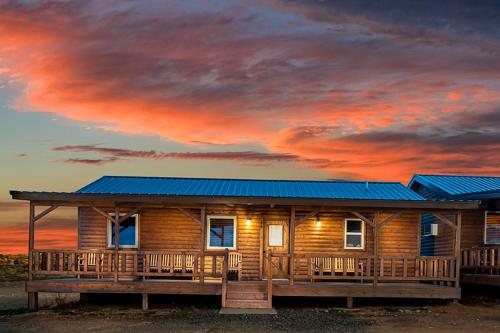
{"left": 206, "top": 215, "right": 237, "bottom": 250}
{"left": 107, "top": 213, "right": 139, "bottom": 249}
{"left": 484, "top": 211, "right": 500, "bottom": 245}
{"left": 344, "top": 218, "right": 365, "bottom": 250}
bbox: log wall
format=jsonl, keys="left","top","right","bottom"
{"left": 79, "top": 207, "right": 422, "bottom": 280}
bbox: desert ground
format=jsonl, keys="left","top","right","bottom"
{"left": 0, "top": 281, "right": 499, "bottom": 333}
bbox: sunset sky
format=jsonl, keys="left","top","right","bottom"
{"left": 0, "top": 0, "right": 499, "bottom": 253}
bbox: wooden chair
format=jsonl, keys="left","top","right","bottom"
{"left": 310, "top": 257, "right": 332, "bottom": 274}
{"left": 334, "top": 258, "right": 356, "bottom": 273}
{"left": 228, "top": 252, "right": 242, "bottom": 280}
{"left": 174, "top": 254, "right": 194, "bottom": 272}
{"left": 148, "top": 254, "right": 171, "bottom": 273}
{"left": 77, "top": 252, "right": 104, "bottom": 278}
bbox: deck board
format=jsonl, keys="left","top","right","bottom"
{"left": 27, "top": 279, "right": 460, "bottom": 299}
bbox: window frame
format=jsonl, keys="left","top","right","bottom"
{"left": 344, "top": 218, "right": 365, "bottom": 250}
{"left": 206, "top": 215, "right": 237, "bottom": 250}
{"left": 484, "top": 211, "right": 500, "bottom": 245}
{"left": 107, "top": 213, "right": 139, "bottom": 249}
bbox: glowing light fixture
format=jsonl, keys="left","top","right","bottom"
{"left": 316, "top": 214, "right": 321, "bottom": 227}
{"left": 246, "top": 217, "right": 251, "bottom": 225}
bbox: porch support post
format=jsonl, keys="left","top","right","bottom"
{"left": 455, "top": 211, "right": 462, "bottom": 288}
{"left": 200, "top": 207, "right": 206, "bottom": 283}
{"left": 142, "top": 293, "right": 149, "bottom": 311}
{"left": 373, "top": 212, "right": 380, "bottom": 286}
{"left": 114, "top": 206, "right": 119, "bottom": 282}
{"left": 289, "top": 207, "right": 296, "bottom": 285}
{"left": 28, "top": 201, "right": 38, "bottom": 311}
{"left": 346, "top": 297, "right": 353, "bottom": 309}
{"left": 28, "top": 202, "right": 35, "bottom": 281}
{"left": 28, "top": 292, "right": 38, "bottom": 312}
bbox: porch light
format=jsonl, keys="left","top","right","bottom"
{"left": 316, "top": 215, "right": 321, "bottom": 227}
{"left": 246, "top": 217, "right": 251, "bottom": 225}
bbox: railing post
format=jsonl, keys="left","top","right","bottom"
{"left": 267, "top": 249, "right": 273, "bottom": 308}
{"left": 290, "top": 207, "right": 295, "bottom": 285}
{"left": 221, "top": 248, "right": 229, "bottom": 308}
{"left": 200, "top": 207, "right": 206, "bottom": 283}
{"left": 373, "top": 213, "right": 379, "bottom": 286}
{"left": 455, "top": 212, "right": 461, "bottom": 288}
{"left": 114, "top": 207, "right": 119, "bottom": 282}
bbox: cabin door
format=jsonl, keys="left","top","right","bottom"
{"left": 262, "top": 219, "right": 289, "bottom": 279}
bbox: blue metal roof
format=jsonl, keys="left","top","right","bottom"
{"left": 77, "top": 176, "right": 424, "bottom": 201}
{"left": 409, "top": 174, "right": 500, "bottom": 199}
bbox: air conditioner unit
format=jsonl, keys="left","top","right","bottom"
{"left": 430, "top": 223, "right": 438, "bottom": 236}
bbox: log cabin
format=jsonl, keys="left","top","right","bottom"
{"left": 409, "top": 175, "right": 500, "bottom": 287}
{"left": 10, "top": 176, "right": 479, "bottom": 311}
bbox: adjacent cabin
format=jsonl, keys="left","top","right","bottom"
{"left": 409, "top": 174, "right": 500, "bottom": 286}
{"left": 10, "top": 176, "right": 478, "bottom": 311}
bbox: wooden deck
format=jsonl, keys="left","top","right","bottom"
{"left": 25, "top": 248, "right": 462, "bottom": 310}
{"left": 461, "top": 246, "right": 500, "bottom": 287}
{"left": 26, "top": 278, "right": 460, "bottom": 300}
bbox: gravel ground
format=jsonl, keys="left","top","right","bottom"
{"left": 0, "top": 282, "right": 499, "bottom": 333}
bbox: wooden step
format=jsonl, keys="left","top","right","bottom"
{"left": 227, "top": 283, "right": 266, "bottom": 292}
{"left": 227, "top": 291, "right": 266, "bottom": 300}
{"left": 224, "top": 299, "right": 271, "bottom": 309}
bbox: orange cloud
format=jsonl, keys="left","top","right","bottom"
{"left": 0, "top": 1, "right": 499, "bottom": 183}
{"left": 447, "top": 91, "right": 464, "bottom": 101}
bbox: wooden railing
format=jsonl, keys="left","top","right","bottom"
{"left": 461, "top": 246, "right": 500, "bottom": 275}
{"left": 31, "top": 249, "right": 242, "bottom": 280}
{"left": 270, "top": 253, "right": 458, "bottom": 285}
{"left": 32, "top": 249, "right": 458, "bottom": 286}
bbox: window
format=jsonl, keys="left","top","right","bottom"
{"left": 107, "top": 214, "right": 139, "bottom": 248}
{"left": 344, "top": 219, "right": 364, "bottom": 249}
{"left": 485, "top": 211, "right": 500, "bottom": 245}
{"left": 268, "top": 225, "right": 283, "bottom": 247}
{"left": 422, "top": 223, "right": 438, "bottom": 237}
{"left": 422, "top": 224, "right": 432, "bottom": 237}
{"left": 207, "top": 216, "right": 236, "bottom": 250}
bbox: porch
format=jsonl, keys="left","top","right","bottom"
{"left": 26, "top": 248, "right": 461, "bottom": 310}
{"left": 461, "top": 246, "right": 500, "bottom": 286}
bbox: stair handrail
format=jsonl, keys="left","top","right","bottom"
{"left": 221, "top": 248, "right": 229, "bottom": 308}
{"left": 267, "top": 249, "right": 273, "bottom": 308}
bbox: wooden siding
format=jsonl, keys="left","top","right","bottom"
{"left": 294, "top": 212, "right": 419, "bottom": 256}
{"left": 79, "top": 207, "right": 421, "bottom": 280}
{"left": 433, "top": 210, "right": 485, "bottom": 256}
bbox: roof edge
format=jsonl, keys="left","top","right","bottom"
{"left": 9, "top": 190, "right": 480, "bottom": 210}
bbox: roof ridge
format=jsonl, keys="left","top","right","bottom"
{"left": 100, "top": 175, "right": 404, "bottom": 185}
{"left": 415, "top": 174, "right": 500, "bottom": 179}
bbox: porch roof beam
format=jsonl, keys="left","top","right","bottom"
{"left": 294, "top": 209, "right": 320, "bottom": 227}
{"left": 350, "top": 212, "right": 375, "bottom": 228}
{"left": 378, "top": 212, "right": 402, "bottom": 228}
{"left": 431, "top": 212, "right": 458, "bottom": 230}
{"left": 118, "top": 206, "right": 143, "bottom": 223}
{"left": 91, "top": 206, "right": 115, "bottom": 222}
{"left": 33, "top": 205, "right": 59, "bottom": 223}
{"left": 176, "top": 207, "right": 201, "bottom": 225}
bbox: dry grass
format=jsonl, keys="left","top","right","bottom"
{"left": 0, "top": 255, "right": 28, "bottom": 281}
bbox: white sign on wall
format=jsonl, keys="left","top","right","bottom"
{"left": 269, "top": 225, "right": 283, "bottom": 246}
